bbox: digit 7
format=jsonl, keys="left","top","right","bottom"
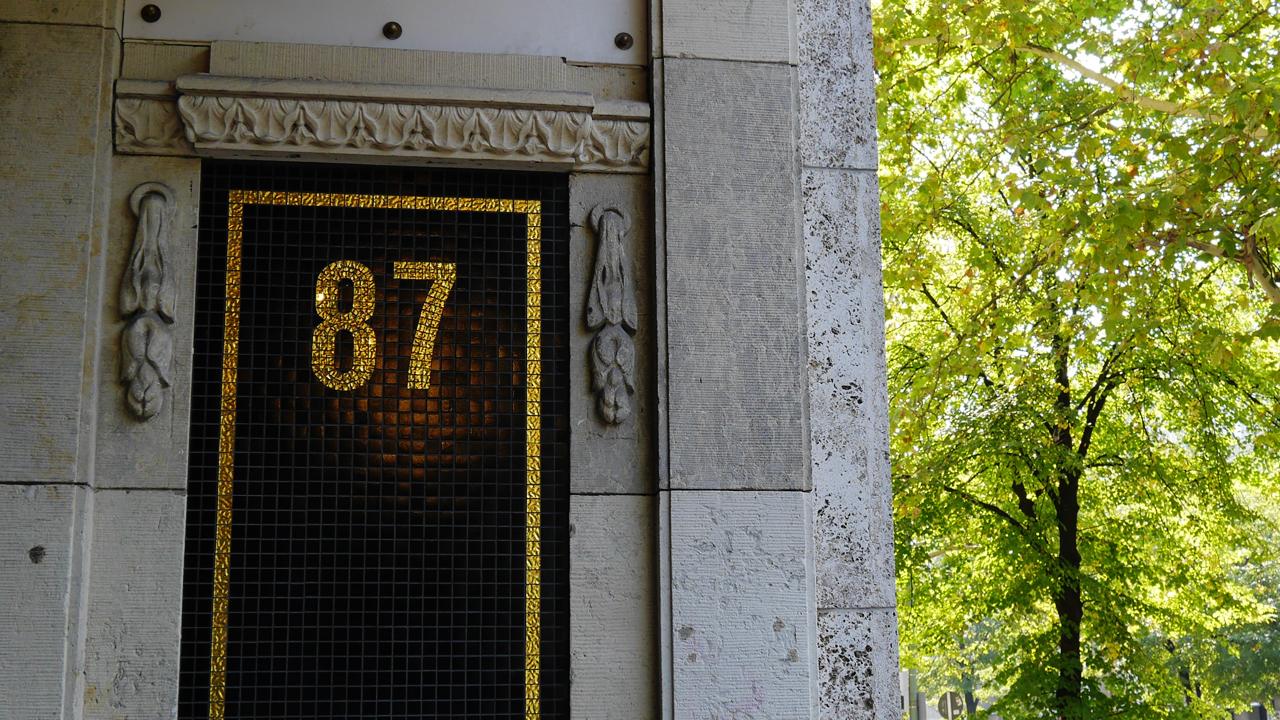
{"left": 392, "top": 261, "right": 457, "bottom": 391}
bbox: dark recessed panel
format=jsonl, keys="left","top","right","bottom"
{"left": 179, "top": 162, "right": 569, "bottom": 720}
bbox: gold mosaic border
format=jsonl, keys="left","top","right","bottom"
{"left": 211, "top": 190, "right": 544, "bottom": 719}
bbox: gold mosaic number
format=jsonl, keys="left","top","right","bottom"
{"left": 311, "top": 260, "right": 379, "bottom": 391}
{"left": 392, "top": 261, "right": 457, "bottom": 391}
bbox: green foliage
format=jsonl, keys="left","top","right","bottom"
{"left": 876, "top": 0, "right": 1280, "bottom": 715}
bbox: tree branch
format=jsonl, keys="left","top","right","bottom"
{"left": 1018, "top": 43, "right": 1202, "bottom": 119}
{"left": 1183, "top": 236, "right": 1280, "bottom": 305}
{"left": 941, "top": 483, "right": 1027, "bottom": 535}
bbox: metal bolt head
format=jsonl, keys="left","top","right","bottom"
{"left": 614, "top": 32, "right": 634, "bottom": 51}
{"left": 140, "top": 3, "right": 161, "bottom": 22}
{"left": 382, "top": 21, "right": 403, "bottom": 40}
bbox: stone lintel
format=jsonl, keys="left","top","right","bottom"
{"left": 114, "top": 74, "right": 653, "bottom": 173}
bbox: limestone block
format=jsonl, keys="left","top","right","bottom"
{"left": 803, "top": 169, "right": 895, "bottom": 610}
{"left": 669, "top": 490, "right": 813, "bottom": 717}
{"left": 569, "top": 173, "right": 655, "bottom": 494}
{"left": 817, "top": 609, "right": 900, "bottom": 720}
{"left": 0, "top": 0, "right": 119, "bottom": 27}
{"left": 121, "top": 41, "right": 210, "bottom": 81}
{"left": 661, "top": 0, "right": 796, "bottom": 64}
{"left": 662, "top": 58, "right": 808, "bottom": 490}
{"left": 83, "top": 489, "right": 186, "bottom": 719}
{"left": 570, "top": 495, "right": 658, "bottom": 718}
{"left": 0, "top": 484, "right": 91, "bottom": 719}
{"left": 797, "top": 0, "right": 878, "bottom": 170}
{"left": 0, "top": 23, "right": 116, "bottom": 484}
{"left": 94, "top": 157, "right": 201, "bottom": 490}
{"left": 210, "top": 41, "right": 650, "bottom": 103}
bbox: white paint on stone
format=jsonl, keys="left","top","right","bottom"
{"left": 121, "top": 0, "right": 648, "bottom": 66}
{"left": 817, "top": 609, "right": 900, "bottom": 720}
{"left": 669, "top": 490, "right": 814, "bottom": 718}
{"left": 803, "top": 168, "right": 895, "bottom": 610}
{"left": 83, "top": 489, "right": 186, "bottom": 719}
{"left": 570, "top": 494, "right": 658, "bottom": 718}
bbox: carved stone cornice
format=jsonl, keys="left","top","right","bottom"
{"left": 114, "top": 75, "right": 650, "bottom": 172}
{"left": 115, "top": 81, "right": 193, "bottom": 156}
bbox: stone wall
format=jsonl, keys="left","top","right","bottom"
{"left": 0, "top": 1, "right": 898, "bottom": 717}
{"left": 0, "top": 3, "right": 121, "bottom": 717}
{"left": 798, "top": 1, "right": 903, "bottom": 717}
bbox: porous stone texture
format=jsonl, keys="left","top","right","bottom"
{"left": 94, "top": 157, "right": 201, "bottom": 490}
{"left": 817, "top": 610, "right": 900, "bottom": 719}
{"left": 569, "top": 173, "right": 655, "bottom": 494}
{"left": 0, "top": 484, "right": 92, "bottom": 719}
{"left": 660, "top": 0, "right": 796, "bottom": 64}
{"left": 0, "top": 22, "right": 117, "bottom": 484}
{"left": 570, "top": 494, "right": 658, "bottom": 718}
{"left": 82, "top": 490, "right": 186, "bottom": 719}
{"left": 804, "top": 169, "right": 894, "bottom": 610}
{"left": 796, "top": 0, "right": 900, "bottom": 716}
{"left": 797, "top": 0, "right": 878, "bottom": 170}
{"left": 661, "top": 58, "right": 809, "bottom": 491}
{"left": 669, "top": 490, "right": 814, "bottom": 718}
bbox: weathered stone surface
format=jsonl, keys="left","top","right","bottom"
{"left": 155, "top": 76, "right": 650, "bottom": 172}
{"left": 0, "top": 484, "right": 91, "bottom": 719}
{"left": 804, "top": 168, "right": 895, "bottom": 609}
{"left": 570, "top": 494, "right": 658, "bottom": 718}
{"left": 661, "top": 0, "right": 796, "bottom": 64}
{"left": 83, "top": 489, "right": 186, "bottom": 719}
{"left": 0, "top": 23, "right": 116, "bottom": 484}
{"left": 94, "top": 157, "right": 201, "bottom": 490}
{"left": 817, "top": 609, "right": 900, "bottom": 720}
{"left": 797, "top": 0, "right": 878, "bottom": 170}
{"left": 0, "top": 0, "right": 119, "bottom": 27}
{"left": 121, "top": 41, "right": 210, "bottom": 81}
{"left": 569, "top": 173, "right": 655, "bottom": 494}
{"left": 669, "top": 490, "right": 813, "bottom": 717}
{"left": 662, "top": 58, "right": 809, "bottom": 490}
{"left": 211, "top": 41, "right": 650, "bottom": 103}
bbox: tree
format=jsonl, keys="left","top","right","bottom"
{"left": 875, "top": 0, "right": 1280, "bottom": 716}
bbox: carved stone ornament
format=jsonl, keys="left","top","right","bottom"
{"left": 120, "top": 182, "right": 177, "bottom": 420}
{"left": 114, "top": 81, "right": 194, "bottom": 156}
{"left": 586, "top": 206, "right": 638, "bottom": 424}
{"left": 114, "top": 75, "right": 650, "bottom": 172}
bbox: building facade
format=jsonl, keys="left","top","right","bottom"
{"left": 0, "top": 0, "right": 898, "bottom": 717}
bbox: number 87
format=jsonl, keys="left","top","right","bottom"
{"left": 310, "top": 259, "right": 457, "bottom": 392}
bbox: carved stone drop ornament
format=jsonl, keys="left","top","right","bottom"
{"left": 120, "top": 182, "right": 177, "bottom": 420}
{"left": 586, "top": 206, "right": 638, "bottom": 424}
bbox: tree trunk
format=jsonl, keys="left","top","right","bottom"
{"left": 1053, "top": 467, "right": 1084, "bottom": 719}
{"left": 1051, "top": 328, "right": 1084, "bottom": 718}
